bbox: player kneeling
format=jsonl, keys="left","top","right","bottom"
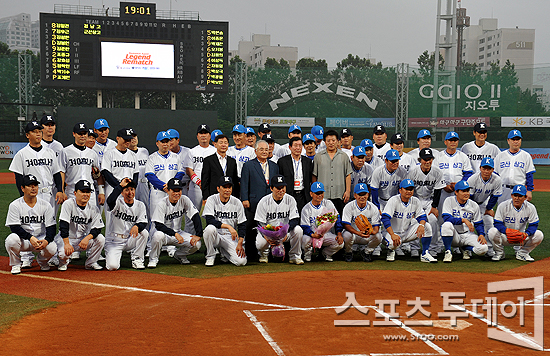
{"left": 342, "top": 183, "right": 382, "bottom": 262}
{"left": 56, "top": 180, "right": 106, "bottom": 271}
{"left": 149, "top": 178, "right": 203, "bottom": 268}
{"left": 441, "top": 180, "right": 488, "bottom": 263}
{"left": 488, "top": 185, "right": 543, "bottom": 262}
{"left": 104, "top": 178, "right": 148, "bottom": 270}
{"left": 381, "top": 179, "right": 436, "bottom": 263}
{"left": 202, "top": 176, "right": 247, "bottom": 267}
{"left": 255, "top": 175, "right": 303, "bottom": 264}
{"left": 300, "top": 182, "right": 344, "bottom": 262}
{"left": 5, "top": 175, "right": 57, "bottom": 274}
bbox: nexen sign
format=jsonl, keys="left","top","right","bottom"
{"left": 269, "top": 83, "right": 379, "bottom": 111}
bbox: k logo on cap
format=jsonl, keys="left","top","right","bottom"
{"left": 278, "top": 177, "right": 283, "bottom": 183}
{"left": 224, "top": 177, "right": 230, "bottom": 182}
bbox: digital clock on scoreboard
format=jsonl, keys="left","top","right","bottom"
{"left": 40, "top": 4, "right": 228, "bottom": 92}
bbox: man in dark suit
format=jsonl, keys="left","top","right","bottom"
{"left": 241, "top": 140, "right": 279, "bottom": 259}
{"left": 202, "top": 132, "right": 239, "bottom": 203}
{"left": 278, "top": 136, "right": 314, "bottom": 213}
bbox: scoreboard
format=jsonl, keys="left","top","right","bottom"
{"left": 40, "top": 2, "right": 228, "bottom": 92}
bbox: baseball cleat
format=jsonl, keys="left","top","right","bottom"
{"left": 372, "top": 246, "right": 381, "bottom": 256}
{"left": 85, "top": 262, "right": 103, "bottom": 270}
{"left": 386, "top": 250, "right": 395, "bottom": 262}
{"left": 289, "top": 258, "right": 304, "bottom": 265}
{"left": 322, "top": 252, "right": 333, "bottom": 262}
{"left": 443, "top": 250, "right": 453, "bottom": 263}
{"left": 174, "top": 254, "right": 191, "bottom": 264}
{"left": 58, "top": 261, "right": 69, "bottom": 271}
{"left": 304, "top": 248, "right": 313, "bottom": 262}
{"left": 70, "top": 251, "right": 81, "bottom": 260}
{"left": 47, "top": 256, "right": 59, "bottom": 267}
{"left": 395, "top": 247, "right": 405, "bottom": 256}
{"left": 11, "top": 265, "right": 21, "bottom": 275}
{"left": 516, "top": 252, "right": 535, "bottom": 262}
{"left": 21, "top": 260, "right": 32, "bottom": 269}
{"left": 344, "top": 252, "right": 354, "bottom": 262}
{"left": 205, "top": 257, "right": 215, "bottom": 267}
{"left": 411, "top": 250, "right": 420, "bottom": 258}
{"left": 147, "top": 260, "right": 158, "bottom": 269}
{"left": 360, "top": 249, "right": 373, "bottom": 262}
{"left": 132, "top": 259, "right": 145, "bottom": 270}
{"left": 40, "top": 265, "right": 51, "bottom": 271}
{"left": 462, "top": 250, "right": 471, "bottom": 260}
{"left": 421, "top": 252, "right": 438, "bottom": 263}
{"left": 98, "top": 255, "right": 106, "bottom": 261}
{"left": 492, "top": 252, "right": 505, "bottom": 262}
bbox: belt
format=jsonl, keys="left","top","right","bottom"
{"left": 39, "top": 186, "right": 52, "bottom": 193}
{"left": 114, "top": 233, "right": 129, "bottom": 239}
{"left": 140, "top": 178, "right": 148, "bottom": 183}
{"left": 380, "top": 197, "right": 389, "bottom": 201}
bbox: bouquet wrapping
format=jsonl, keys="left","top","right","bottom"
{"left": 257, "top": 223, "right": 289, "bottom": 258}
{"left": 312, "top": 208, "right": 338, "bottom": 249}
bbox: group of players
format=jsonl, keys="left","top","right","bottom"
{"left": 5, "top": 116, "right": 544, "bottom": 274}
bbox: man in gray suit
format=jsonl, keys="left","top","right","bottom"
{"left": 241, "top": 140, "right": 279, "bottom": 259}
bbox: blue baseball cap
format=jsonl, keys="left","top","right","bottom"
{"left": 166, "top": 129, "right": 179, "bottom": 139}
{"left": 311, "top": 125, "right": 324, "bottom": 139}
{"left": 400, "top": 179, "right": 414, "bottom": 189}
{"left": 354, "top": 183, "right": 369, "bottom": 194}
{"left": 385, "top": 149, "right": 401, "bottom": 161}
{"left": 156, "top": 131, "right": 170, "bottom": 141}
{"left": 232, "top": 124, "right": 246, "bottom": 134}
{"left": 302, "top": 133, "right": 315, "bottom": 144}
{"left": 454, "top": 180, "right": 470, "bottom": 191}
{"left": 360, "top": 139, "right": 374, "bottom": 149}
{"left": 246, "top": 127, "right": 255, "bottom": 135}
{"left": 352, "top": 146, "right": 366, "bottom": 157}
{"left": 288, "top": 124, "right": 302, "bottom": 134}
{"left": 480, "top": 157, "right": 494, "bottom": 168}
{"left": 508, "top": 129, "right": 522, "bottom": 139}
{"left": 211, "top": 129, "right": 224, "bottom": 141}
{"left": 445, "top": 131, "right": 459, "bottom": 140}
{"left": 512, "top": 185, "right": 527, "bottom": 196}
{"left": 94, "top": 118, "right": 109, "bottom": 130}
{"left": 310, "top": 181, "right": 325, "bottom": 193}
{"left": 417, "top": 129, "right": 431, "bottom": 139}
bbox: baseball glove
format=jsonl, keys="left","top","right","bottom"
{"left": 505, "top": 228, "right": 528, "bottom": 245}
{"left": 91, "top": 166, "right": 101, "bottom": 180}
{"left": 355, "top": 214, "right": 372, "bottom": 235}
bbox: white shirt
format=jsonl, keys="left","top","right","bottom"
{"left": 461, "top": 141, "right": 502, "bottom": 173}
{"left": 203, "top": 194, "right": 246, "bottom": 236}
{"left": 254, "top": 193, "right": 300, "bottom": 226}
{"left": 59, "top": 198, "right": 104, "bottom": 239}
{"left": 494, "top": 149, "right": 535, "bottom": 187}
{"left": 466, "top": 172, "right": 503, "bottom": 204}
{"left": 382, "top": 195, "right": 426, "bottom": 234}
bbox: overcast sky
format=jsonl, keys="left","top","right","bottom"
{"left": 2, "top": 0, "right": 549, "bottom": 68}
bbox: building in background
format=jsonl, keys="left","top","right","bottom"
{"left": 462, "top": 18, "right": 535, "bottom": 90}
{"left": 0, "top": 13, "right": 39, "bottom": 53}
{"left": 230, "top": 34, "right": 298, "bottom": 68}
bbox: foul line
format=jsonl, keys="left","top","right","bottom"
{"left": 244, "top": 310, "right": 285, "bottom": 356}
{"left": 0, "top": 271, "right": 299, "bottom": 310}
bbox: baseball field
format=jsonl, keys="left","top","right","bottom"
{"left": 1, "top": 159, "right": 549, "bottom": 355}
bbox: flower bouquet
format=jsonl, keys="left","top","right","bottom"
{"left": 312, "top": 208, "right": 338, "bottom": 249}
{"left": 257, "top": 223, "right": 289, "bottom": 258}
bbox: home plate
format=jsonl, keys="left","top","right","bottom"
{"left": 412, "top": 320, "right": 472, "bottom": 330}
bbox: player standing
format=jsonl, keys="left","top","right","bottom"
{"left": 372, "top": 125, "right": 391, "bottom": 161}
{"left": 340, "top": 128, "right": 354, "bottom": 158}
{"left": 389, "top": 133, "right": 416, "bottom": 171}
{"left": 440, "top": 180, "right": 488, "bottom": 263}
{"left": 56, "top": 180, "right": 105, "bottom": 271}
{"left": 360, "top": 139, "right": 384, "bottom": 170}
{"left": 186, "top": 124, "right": 216, "bottom": 212}
{"left": 488, "top": 185, "right": 544, "bottom": 262}
{"left": 408, "top": 129, "right": 440, "bottom": 166}
{"left": 227, "top": 124, "right": 256, "bottom": 177}
{"left": 461, "top": 123, "right": 501, "bottom": 174}
{"left": 101, "top": 128, "right": 139, "bottom": 200}
{"left": 349, "top": 146, "right": 374, "bottom": 201}
{"left": 92, "top": 118, "right": 116, "bottom": 166}
{"left": 370, "top": 149, "right": 408, "bottom": 211}
{"left": 128, "top": 131, "right": 150, "bottom": 218}
{"left": 104, "top": 178, "right": 148, "bottom": 270}
{"left": 5, "top": 175, "right": 57, "bottom": 274}
{"left": 202, "top": 176, "right": 247, "bottom": 267}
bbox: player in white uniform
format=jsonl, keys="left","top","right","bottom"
{"left": 349, "top": 146, "right": 374, "bottom": 201}
{"left": 311, "top": 125, "right": 327, "bottom": 154}
{"left": 166, "top": 128, "right": 192, "bottom": 189}
{"left": 5, "top": 175, "right": 57, "bottom": 274}
{"left": 370, "top": 149, "right": 408, "bottom": 211}
{"left": 390, "top": 133, "right": 416, "bottom": 171}
{"left": 340, "top": 128, "right": 355, "bottom": 158}
{"left": 227, "top": 124, "right": 256, "bottom": 177}
{"left": 246, "top": 127, "right": 257, "bottom": 148}
{"left": 187, "top": 124, "right": 217, "bottom": 212}
{"left": 488, "top": 185, "right": 543, "bottom": 262}
{"left": 300, "top": 182, "right": 344, "bottom": 262}
{"left": 381, "top": 179, "right": 436, "bottom": 263}
{"left": 265, "top": 134, "right": 279, "bottom": 163}
{"left": 494, "top": 129, "right": 535, "bottom": 203}
{"left": 55, "top": 180, "right": 105, "bottom": 271}
{"left": 372, "top": 125, "right": 391, "bottom": 161}
{"left": 149, "top": 178, "right": 203, "bottom": 268}
{"left": 254, "top": 175, "right": 304, "bottom": 264}
{"left": 408, "top": 129, "right": 441, "bottom": 166}
{"left": 92, "top": 118, "right": 117, "bottom": 166}
{"left": 461, "top": 123, "right": 501, "bottom": 174}
{"left": 61, "top": 123, "right": 104, "bottom": 206}
{"left": 360, "top": 139, "right": 384, "bottom": 170}
{"left": 40, "top": 115, "right": 64, "bottom": 158}
{"left": 440, "top": 180, "right": 488, "bottom": 263}
{"left": 101, "top": 128, "right": 139, "bottom": 201}
{"left": 129, "top": 132, "right": 150, "bottom": 220}
{"left": 408, "top": 148, "right": 446, "bottom": 257}
{"left": 342, "top": 183, "right": 383, "bottom": 262}
{"left": 466, "top": 157, "right": 503, "bottom": 257}
{"left": 104, "top": 178, "right": 148, "bottom": 270}
{"left": 202, "top": 176, "right": 247, "bottom": 267}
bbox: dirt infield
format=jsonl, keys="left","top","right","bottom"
{"left": 0, "top": 256, "right": 548, "bottom": 355}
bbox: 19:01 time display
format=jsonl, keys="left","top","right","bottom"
{"left": 124, "top": 6, "right": 152, "bottom": 16}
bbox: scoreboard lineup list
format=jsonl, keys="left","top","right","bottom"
{"left": 40, "top": 9, "right": 228, "bottom": 92}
